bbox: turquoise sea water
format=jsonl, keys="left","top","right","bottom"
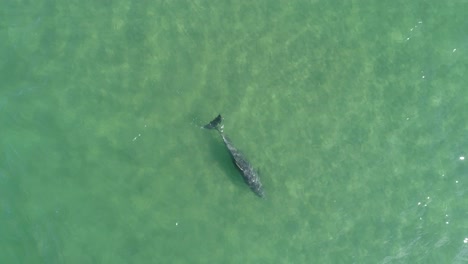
{"left": 1, "top": 1, "right": 467, "bottom": 263}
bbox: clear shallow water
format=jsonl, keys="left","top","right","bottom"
{"left": 1, "top": 1, "right": 467, "bottom": 263}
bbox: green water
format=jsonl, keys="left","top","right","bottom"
{"left": 1, "top": 0, "right": 467, "bottom": 263}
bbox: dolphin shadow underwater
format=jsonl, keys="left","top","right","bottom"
{"left": 202, "top": 114, "right": 265, "bottom": 198}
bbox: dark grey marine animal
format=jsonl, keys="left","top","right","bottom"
{"left": 203, "top": 115, "right": 265, "bottom": 198}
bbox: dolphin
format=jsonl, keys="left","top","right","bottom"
{"left": 203, "top": 115, "right": 264, "bottom": 198}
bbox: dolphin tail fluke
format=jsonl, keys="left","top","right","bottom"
{"left": 202, "top": 114, "right": 223, "bottom": 130}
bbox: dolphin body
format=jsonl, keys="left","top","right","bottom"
{"left": 203, "top": 115, "right": 264, "bottom": 198}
